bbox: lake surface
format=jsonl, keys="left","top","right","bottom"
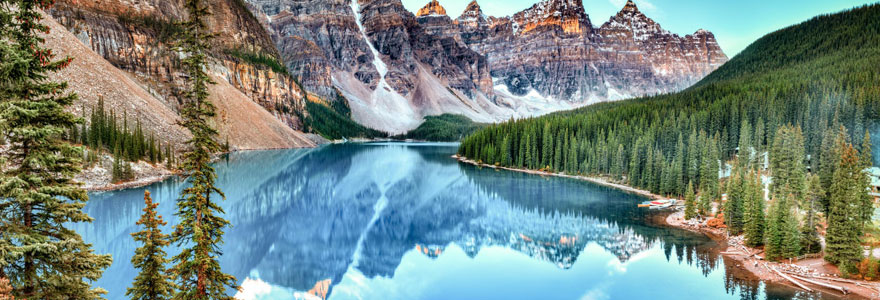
{"left": 78, "top": 143, "right": 837, "bottom": 300}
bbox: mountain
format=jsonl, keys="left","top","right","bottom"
{"left": 46, "top": 0, "right": 317, "bottom": 149}
{"left": 458, "top": 3, "right": 880, "bottom": 197}
{"left": 246, "top": 0, "right": 727, "bottom": 134}
{"left": 42, "top": 6, "right": 315, "bottom": 150}
{"left": 462, "top": 0, "right": 726, "bottom": 102}
{"left": 249, "top": 0, "right": 507, "bottom": 133}
{"left": 46, "top": 0, "right": 726, "bottom": 137}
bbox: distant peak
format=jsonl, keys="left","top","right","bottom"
{"left": 622, "top": 0, "right": 639, "bottom": 12}
{"left": 459, "top": 0, "right": 484, "bottom": 18}
{"left": 416, "top": 0, "right": 447, "bottom": 17}
{"left": 465, "top": 0, "right": 481, "bottom": 12}
{"left": 457, "top": 0, "right": 487, "bottom": 25}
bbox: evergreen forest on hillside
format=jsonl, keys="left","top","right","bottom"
{"left": 459, "top": 3, "right": 880, "bottom": 273}
{"left": 396, "top": 114, "right": 487, "bottom": 142}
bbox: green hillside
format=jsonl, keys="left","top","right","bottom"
{"left": 396, "top": 114, "right": 487, "bottom": 142}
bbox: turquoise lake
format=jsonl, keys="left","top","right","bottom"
{"left": 77, "top": 143, "right": 838, "bottom": 299}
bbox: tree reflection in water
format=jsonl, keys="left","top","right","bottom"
{"left": 76, "top": 143, "right": 835, "bottom": 300}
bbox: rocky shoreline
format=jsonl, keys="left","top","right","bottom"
{"left": 454, "top": 154, "right": 880, "bottom": 299}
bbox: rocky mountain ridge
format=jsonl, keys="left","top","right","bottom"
{"left": 246, "top": 0, "right": 727, "bottom": 133}
{"left": 45, "top": 0, "right": 727, "bottom": 136}
{"left": 45, "top": 0, "right": 316, "bottom": 150}
{"left": 461, "top": 0, "right": 727, "bottom": 101}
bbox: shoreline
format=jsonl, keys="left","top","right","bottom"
{"left": 452, "top": 155, "right": 664, "bottom": 200}
{"left": 84, "top": 173, "right": 178, "bottom": 192}
{"left": 82, "top": 147, "right": 292, "bottom": 192}
{"left": 454, "top": 154, "right": 879, "bottom": 299}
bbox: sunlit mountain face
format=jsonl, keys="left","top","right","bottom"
{"left": 77, "top": 143, "right": 829, "bottom": 300}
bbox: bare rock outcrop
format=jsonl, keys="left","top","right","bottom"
{"left": 42, "top": 10, "right": 315, "bottom": 151}
{"left": 48, "top": 0, "right": 309, "bottom": 131}
{"left": 245, "top": 0, "right": 727, "bottom": 133}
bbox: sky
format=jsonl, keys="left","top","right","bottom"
{"left": 400, "top": 0, "right": 878, "bottom": 56}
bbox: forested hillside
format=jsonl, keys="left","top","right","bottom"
{"left": 396, "top": 114, "right": 486, "bottom": 142}
{"left": 461, "top": 3, "right": 880, "bottom": 194}
{"left": 459, "top": 3, "right": 880, "bottom": 269}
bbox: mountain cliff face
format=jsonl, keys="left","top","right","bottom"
{"left": 462, "top": 0, "right": 727, "bottom": 101}
{"left": 48, "top": 0, "right": 309, "bottom": 131}
{"left": 246, "top": 0, "right": 726, "bottom": 133}
{"left": 48, "top": 0, "right": 726, "bottom": 136}
{"left": 249, "top": 0, "right": 507, "bottom": 133}
{"left": 45, "top": 0, "right": 316, "bottom": 149}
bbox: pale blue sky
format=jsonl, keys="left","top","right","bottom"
{"left": 401, "top": 0, "right": 878, "bottom": 56}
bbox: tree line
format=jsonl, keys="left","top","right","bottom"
{"left": 68, "top": 97, "right": 178, "bottom": 181}
{"left": 460, "top": 3, "right": 880, "bottom": 274}
{"left": 0, "top": 0, "right": 237, "bottom": 299}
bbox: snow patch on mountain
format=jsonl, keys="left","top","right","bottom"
{"left": 492, "top": 80, "right": 578, "bottom": 117}
{"left": 346, "top": 0, "right": 420, "bottom": 134}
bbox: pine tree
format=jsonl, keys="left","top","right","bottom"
{"left": 737, "top": 120, "right": 752, "bottom": 170}
{"left": 744, "top": 171, "right": 765, "bottom": 247}
{"left": 818, "top": 128, "right": 843, "bottom": 212}
{"left": 764, "top": 194, "right": 801, "bottom": 261}
{"left": 698, "top": 140, "right": 719, "bottom": 216}
{"left": 859, "top": 131, "right": 874, "bottom": 226}
{"left": 169, "top": 0, "right": 238, "bottom": 298}
{"left": 628, "top": 139, "right": 641, "bottom": 185}
{"left": 781, "top": 198, "right": 802, "bottom": 258}
{"left": 769, "top": 125, "right": 806, "bottom": 201}
{"left": 825, "top": 142, "right": 864, "bottom": 268}
{"left": 724, "top": 170, "right": 746, "bottom": 235}
{"left": 800, "top": 174, "right": 823, "bottom": 254}
{"left": 0, "top": 1, "right": 112, "bottom": 298}
{"left": 861, "top": 131, "right": 873, "bottom": 168}
{"left": 128, "top": 191, "right": 175, "bottom": 300}
{"left": 686, "top": 128, "right": 700, "bottom": 184}
{"left": 542, "top": 123, "right": 553, "bottom": 169}
{"left": 673, "top": 134, "right": 686, "bottom": 195}
{"left": 684, "top": 181, "right": 697, "bottom": 220}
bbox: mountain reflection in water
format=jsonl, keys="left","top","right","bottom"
{"left": 77, "top": 143, "right": 835, "bottom": 300}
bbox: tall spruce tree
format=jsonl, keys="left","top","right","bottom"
{"left": 0, "top": 0, "right": 112, "bottom": 298}
{"left": 769, "top": 125, "right": 806, "bottom": 202}
{"left": 861, "top": 131, "right": 873, "bottom": 168}
{"left": 698, "top": 139, "right": 719, "bottom": 216}
{"left": 859, "top": 131, "right": 874, "bottom": 226}
{"left": 169, "top": 0, "right": 238, "bottom": 298}
{"left": 764, "top": 194, "right": 801, "bottom": 261}
{"left": 800, "top": 174, "right": 822, "bottom": 254}
{"left": 724, "top": 170, "right": 746, "bottom": 235}
{"left": 825, "top": 142, "right": 864, "bottom": 268}
{"left": 743, "top": 171, "right": 765, "bottom": 247}
{"left": 736, "top": 120, "right": 752, "bottom": 170}
{"left": 128, "top": 191, "right": 175, "bottom": 300}
{"left": 0, "top": 0, "right": 111, "bottom": 299}
{"left": 818, "top": 128, "right": 844, "bottom": 213}
{"left": 684, "top": 181, "right": 697, "bottom": 220}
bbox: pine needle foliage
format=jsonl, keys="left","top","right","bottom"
{"left": 168, "top": 0, "right": 238, "bottom": 298}
{"left": 0, "top": 0, "right": 111, "bottom": 298}
{"left": 743, "top": 171, "right": 765, "bottom": 247}
{"left": 128, "top": 191, "right": 175, "bottom": 300}
{"left": 825, "top": 141, "right": 867, "bottom": 267}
